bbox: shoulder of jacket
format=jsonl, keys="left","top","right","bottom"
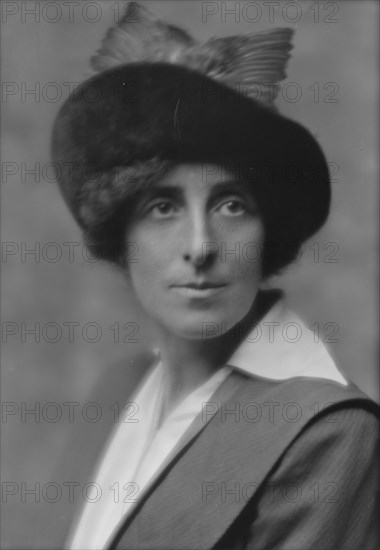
{"left": 223, "top": 371, "right": 379, "bottom": 445}
{"left": 239, "top": 373, "right": 378, "bottom": 410}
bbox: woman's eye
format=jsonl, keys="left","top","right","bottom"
{"left": 218, "top": 200, "right": 246, "bottom": 216}
{"left": 149, "top": 201, "right": 177, "bottom": 218}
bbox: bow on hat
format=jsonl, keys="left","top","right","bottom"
{"left": 89, "top": 1, "right": 294, "bottom": 107}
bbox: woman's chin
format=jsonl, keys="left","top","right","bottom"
{"left": 156, "top": 312, "right": 246, "bottom": 342}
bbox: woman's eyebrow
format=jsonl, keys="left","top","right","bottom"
{"left": 141, "top": 185, "right": 183, "bottom": 199}
{"left": 207, "top": 180, "right": 250, "bottom": 194}
{"left": 143, "top": 180, "right": 250, "bottom": 200}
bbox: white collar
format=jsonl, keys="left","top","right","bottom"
{"left": 226, "top": 293, "right": 347, "bottom": 385}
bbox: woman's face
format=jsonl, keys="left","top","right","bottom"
{"left": 126, "top": 163, "right": 265, "bottom": 340}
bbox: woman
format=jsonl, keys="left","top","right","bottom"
{"left": 51, "top": 3, "right": 378, "bottom": 549}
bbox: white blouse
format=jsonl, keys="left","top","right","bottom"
{"left": 67, "top": 295, "right": 347, "bottom": 550}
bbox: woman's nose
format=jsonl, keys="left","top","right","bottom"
{"left": 182, "top": 212, "right": 217, "bottom": 267}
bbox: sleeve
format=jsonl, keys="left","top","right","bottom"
{"left": 246, "top": 405, "right": 379, "bottom": 550}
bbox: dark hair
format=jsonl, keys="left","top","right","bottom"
{"left": 80, "top": 158, "right": 304, "bottom": 279}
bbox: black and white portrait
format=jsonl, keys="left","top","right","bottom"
{"left": 2, "top": 1, "right": 379, "bottom": 549}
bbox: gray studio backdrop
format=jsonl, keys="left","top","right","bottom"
{"left": 1, "top": 1, "right": 378, "bottom": 548}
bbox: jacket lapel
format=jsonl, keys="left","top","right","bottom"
{"left": 112, "top": 375, "right": 371, "bottom": 550}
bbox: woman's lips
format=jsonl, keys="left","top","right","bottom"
{"left": 170, "top": 283, "right": 227, "bottom": 298}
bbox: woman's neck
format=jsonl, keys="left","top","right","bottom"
{"left": 151, "top": 330, "right": 228, "bottom": 426}
{"left": 152, "top": 301, "right": 264, "bottom": 420}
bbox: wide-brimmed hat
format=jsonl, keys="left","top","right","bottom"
{"left": 51, "top": 1, "right": 330, "bottom": 253}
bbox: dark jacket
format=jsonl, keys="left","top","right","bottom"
{"left": 59, "top": 357, "right": 379, "bottom": 550}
